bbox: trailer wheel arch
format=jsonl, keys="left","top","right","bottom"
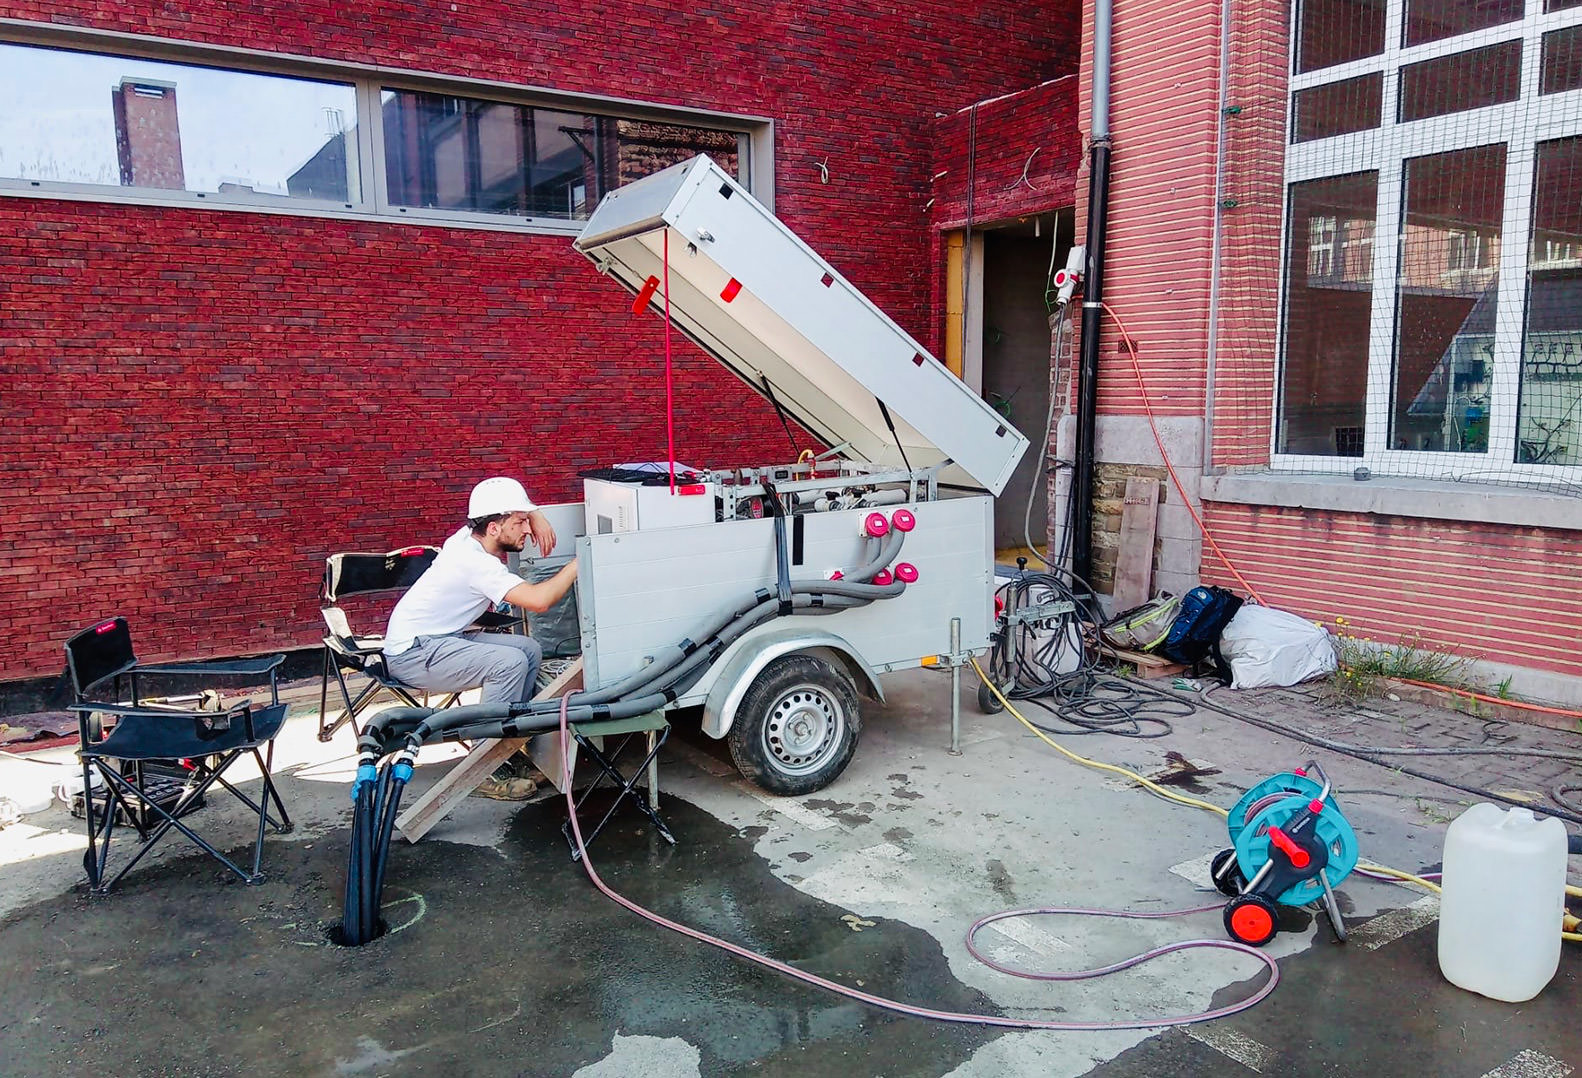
{"left": 701, "top": 629, "right": 884, "bottom": 741}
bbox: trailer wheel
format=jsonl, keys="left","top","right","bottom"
{"left": 728, "top": 655, "right": 861, "bottom": 796}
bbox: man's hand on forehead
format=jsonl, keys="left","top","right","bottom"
{"left": 527, "top": 510, "right": 556, "bottom": 558}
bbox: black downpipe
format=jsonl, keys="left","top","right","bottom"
{"left": 1070, "top": 138, "right": 1112, "bottom": 598}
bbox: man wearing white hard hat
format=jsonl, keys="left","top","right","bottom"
{"left": 383, "top": 477, "right": 578, "bottom": 709}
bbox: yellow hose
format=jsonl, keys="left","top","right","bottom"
{"left": 967, "top": 657, "right": 1581, "bottom": 944}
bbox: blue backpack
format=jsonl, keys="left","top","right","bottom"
{"left": 1160, "top": 586, "right": 1244, "bottom": 679}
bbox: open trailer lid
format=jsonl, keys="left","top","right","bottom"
{"left": 573, "top": 156, "right": 1029, "bottom": 496}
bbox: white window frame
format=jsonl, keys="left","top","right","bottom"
{"left": 0, "top": 19, "right": 773, "bottom": 233}
{"left": 1275, "top": 0, "right": 1582, "bottom": 486}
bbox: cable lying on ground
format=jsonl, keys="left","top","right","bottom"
{"left": 984, "top": 568, "right": 1194, "bottom": 740}
{"left": 555, "top": 692, "right": 1282, "bottom": 1030}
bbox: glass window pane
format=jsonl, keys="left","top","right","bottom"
{"left": 1405, "top": 0, "right": 1524, "bottom": 47}
{"left": 1399, "top": 41, "right": 1522, "bottom": 122}
{"left": 1541, "top": 25, "right": 1582, "bottom": 95}
{"left": 1280, "top": 172, "right": 1378, "bottom": 455}
{"left": 614, "top": 120, "right": 739, "bottom": 188}
{"left": 382, "top": 91, "right": 743, "bottom": 220}
{"left": 1545, "top": 0, "right": 1581, "bottom": 11}
{"left": 1392, "top": 145, "right": 1506, "bottom": 453}
{"left": 1292, "top": 73, "right": 1384, "bottom": 142}
{"left": 0, "top": 43, "right": 358, "bottom": 201}
{"left": 1296, "top": 0, "right": 1386, "bottom": 74}
{"left": 1518, "top": 137, "right": 1582, "bottom": 466}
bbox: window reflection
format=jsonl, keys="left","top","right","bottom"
{"left": 1293, "top": 73, "right": 1384, "bottom": 142}
{"left": 382, "top": 89, "right": 740, "bottom": 221}
{"left": 1518, "top": 137, "right": 1582, "bottom": 466}
{"left": 0, "top": 43, "right": 358, "bottom": 202}
{"left": 1405, "top": 0, "right": 1524, "bottom": 47}
{"left": 1541, "top": 25, "right": 1582, "bottom": 96}
{"left": 1392, "top": 145, "right": 1507, "bottom": 454}
{"left": 1399, "top": 41, "right": 1522, "bottom": 123}
{"left": 1280, "top": 172, "right": 1379, "bottom": 455}
{"left": 1296, "top": 0, "right": 1386, "bottom": 74}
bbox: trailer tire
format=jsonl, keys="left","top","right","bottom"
{"left": 728, "top": 655, "right": 861, "bottom": 796}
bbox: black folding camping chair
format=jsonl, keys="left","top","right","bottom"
{"left": 64, "top": 616, "right": 292, "bottom": 894}
{"left": 560, "top": 711, "right": 676, "bottom": 861}
{"left": 317, "top": 547, "right": 440, "bottom": 742}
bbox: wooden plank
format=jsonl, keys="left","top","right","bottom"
{"left": 1112, "top": 477, "right": 1160, "bottom": 612}
{"left": 395, "top": 658, "right": 583, "bottom": 844}
{"left": 1104, "top": 645, "right": 1188, "bottom": 680}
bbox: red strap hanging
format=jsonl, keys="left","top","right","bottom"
{"left": 664, "top": 231, "right": 674, "bottom": 493}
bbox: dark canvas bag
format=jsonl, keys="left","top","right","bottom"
{"left": 1159, "top": 586, "right": 1245, "bottom": 679}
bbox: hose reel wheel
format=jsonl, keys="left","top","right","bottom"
{"left": 1226, "top": 772, "right": 1324, "bottom": 848}
{"left": 1224, "top": 893, "right": 1281, "bottom": 947}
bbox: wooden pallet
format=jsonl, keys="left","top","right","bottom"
{"left": 1104, "top": 646, "right": 1188, "bottom": 680}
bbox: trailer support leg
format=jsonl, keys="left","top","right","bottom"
{"left": 949, "top": 616, "right": 962, "bottom": 756}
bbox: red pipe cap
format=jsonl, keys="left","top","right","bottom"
{"left": 864, "top": 512, "right": 890, "bottom": 538}
{"left": 894, "top": 563, "right": 919, "bottom": 583}
{"left": 891, "top": 508, "right": 916, "bottom": 532}
{"left": 872, "top": 569, "right": 894, "bottom": 586}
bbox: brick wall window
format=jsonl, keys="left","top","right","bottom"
{"left": 379, "top": 90, "right": 741, "bottom": 224}
{"left": 0, "top": 33, "right": 762, "bottom": 232}
{"left": 0, "top": 42, "right": 359, "bottom": 205}
{"left": 1277, "top": 0, "right": 1582, "bottom": 476}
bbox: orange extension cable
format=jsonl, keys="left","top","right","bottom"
{"left": 1101, "top": 302, "right": 1265, "bottom": 604}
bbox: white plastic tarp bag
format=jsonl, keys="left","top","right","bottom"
{"left": 1218, "top": 605, "right": 1337, "bottom": 689}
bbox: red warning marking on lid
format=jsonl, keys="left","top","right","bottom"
{"left": 678, "top": 484, "right": 707, "bottom": 495}
{"left": 720, "top": 278, "right": 743, "bottom": 302}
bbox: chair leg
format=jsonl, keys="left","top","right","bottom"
{"left": 79, "top": 751, "right": 102, "bottom": 889}
{"left": 561, "top": 729, "right": 675, "bottom": 860}
{"left": 95, "top": 761, "right": 259, "bottom": 892}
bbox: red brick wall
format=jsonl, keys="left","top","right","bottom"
{"left": 1210, "top": 0, "right": 1288, "bottom": 467}
{"left": 929, "top": 78, "right": 1082, "bottom": 232}
{"left": 1202, "top": 503, "right": 1582, "bottom": 679}
{"left": 0, "top": 1, "right": 1079, "bottom": 681}
{"left": 1074, "top": 0, "right": 1226, "bottom": 417}
{"left": 927, "top": 76, "right": 1083, "bottom": 358}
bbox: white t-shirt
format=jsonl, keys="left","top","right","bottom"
{"left": 383, "top": 527, "right": 524, "bottom": 656}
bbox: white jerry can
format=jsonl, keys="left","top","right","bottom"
{"left": 1437, "top": 803, "right": 1568, "bottom": 1002}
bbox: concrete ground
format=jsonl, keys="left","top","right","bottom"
{"left": 0, "top": 670, "right": 1577, "bottom": 1078}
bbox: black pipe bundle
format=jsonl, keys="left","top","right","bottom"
{"left": 338, "top": 752, "right": 414, "bottom": 946}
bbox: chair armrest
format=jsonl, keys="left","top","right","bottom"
{"left": 136, "top": 654, "right": 286, "bottom": 677}
{"left": 69, "top": 701, "right": 195, "bottom": 716}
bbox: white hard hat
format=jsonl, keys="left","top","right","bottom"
{"left": 468, "top": 476, "right": 534, "bottom": 518}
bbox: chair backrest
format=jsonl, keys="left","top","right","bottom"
{"left": 64, "top": 617, "right": 137, "bottom": 701}
{"left": 322, "top": 547, "right": 438, "bottom": 604}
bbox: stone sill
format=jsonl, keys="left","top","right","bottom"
{"left": 1201, "top": 471, "right": 1581, "bottom": 532}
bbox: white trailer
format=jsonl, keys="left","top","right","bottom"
{"left": 522, "top": 155, "right": 1028, "bottom": 795}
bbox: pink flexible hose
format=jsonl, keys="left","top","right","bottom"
{"left": 556, "top": 696, "right": 1282, "bottom": 1031}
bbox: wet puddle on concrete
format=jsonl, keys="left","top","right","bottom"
{"left": 0, "top": 796, "right": 1002, "bottom": 1077}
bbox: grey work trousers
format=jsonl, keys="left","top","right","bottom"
{"left": 385, "top": 631, "right": 543, "bottom": 706}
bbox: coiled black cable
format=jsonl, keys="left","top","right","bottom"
{"left": 985, "top": 570, "right": 1193, "bottom": 739}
